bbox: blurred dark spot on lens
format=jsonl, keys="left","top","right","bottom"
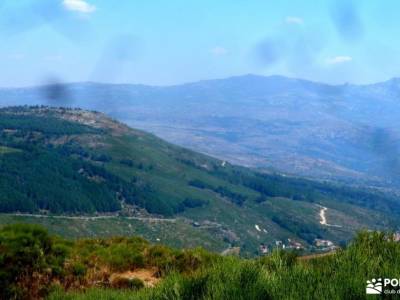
{"left": 369, "top": 128, "right": 400, "bottom": 180}
{"left": 331, "top": 0, "right": 364, "bottom": 42}
{"left": 41, "top": 78, "right": 73, "bottom": 107}
{"left": 254, "top": 38, "right": 284, "bottom": 67}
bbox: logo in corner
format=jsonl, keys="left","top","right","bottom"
{"left": 366, "top": 278, "right": 382, "bottom": 294}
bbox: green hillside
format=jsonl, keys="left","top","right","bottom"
{"left": 0, "top": 106, "right": 399, "bottom": 254}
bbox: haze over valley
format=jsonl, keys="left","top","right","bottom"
{"left": 2, "top": 1, "right": 400, "bottom": 298}
{"left": 2, "top": 74, "right": 400, "bottom": 189}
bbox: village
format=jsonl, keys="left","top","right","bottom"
{"left": 259, "top": 231, "right": 400, "bottom": 256}
{"left": 259, "top": 237, "right": 337, "bottom": 255}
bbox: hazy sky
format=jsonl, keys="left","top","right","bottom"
{"left": 0, "top": 0, "right": 399, "bottom": 87}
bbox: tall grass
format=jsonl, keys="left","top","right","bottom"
{"left": 49, "top": 231, "right": 400, "bottom": 300}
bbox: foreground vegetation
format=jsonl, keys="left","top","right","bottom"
{"left": 1, "top": 224, "right": 400, "bottom": 299}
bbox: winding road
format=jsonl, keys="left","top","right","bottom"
{"left": 319, "top": 206, "right": 328, "bottom": 225}
{"left": 317, "top": 205, "right": 342, "bottom": 228}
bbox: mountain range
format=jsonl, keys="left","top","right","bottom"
{"left": 2, "top": 75, "right": 400, "bottom": 188}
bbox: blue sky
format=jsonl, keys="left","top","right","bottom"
{"left": 0, "top": 0, "right": 399, "bottom": 87}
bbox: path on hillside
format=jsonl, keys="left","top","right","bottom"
{"left": 317, "top": 205, "right": 342, "bottom": 228}
{"left": 4, "top": 213, "right": 177, "bottom": 223}
{"left": 319, "top": 207, "right": 328, "bottom": 225}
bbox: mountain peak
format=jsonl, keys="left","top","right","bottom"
{"left": 1, "top": 106, "right": 129, "bottom": 134}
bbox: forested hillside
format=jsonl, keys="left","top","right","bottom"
{"left": 4, "top": 75, "right": 400, "bottom": 187}
{"left": 0, "top": 106, "right": 399, "bottom": 254}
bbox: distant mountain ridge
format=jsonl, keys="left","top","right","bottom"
{"left": 2, "top": 75, "right": 400, "bottom": 187}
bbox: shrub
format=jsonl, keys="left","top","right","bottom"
{"left": 0, "top": 224, "right": 69, "bottom": 299}
{"left": 71, "top": 262, "right": 87, "bottom": 278}
{"left": 101, "top": 244, "right": 146, "bottom": 271}
{"left": 111, "top": 277, "right": 145, "bottom": 290}
{"left": 174, "top": 248, "right": 218, "bottom": 273}
{"left": 147, "top": 245, "right": 176, "bottom": 275}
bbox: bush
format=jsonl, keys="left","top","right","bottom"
{"left": 0, "top": 224, "right": 69, "bottom": 299}
{"left": 99, "top": 243, "right": 146, "bottom": 271}
{"left": 9, "top": 226, "right": 400, "bottom": 300}
{"left": 71, "top": 262, "right": 87, "bottom": 278}
{"left": 147, "top": 245, "right": 176, "bottom": 275}
{"left": 111, "top": 277, "right": 145, "bottom": 290}
{"left": 174, "top": 248, "right": 218, "bottom": 273}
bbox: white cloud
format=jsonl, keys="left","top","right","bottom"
{"left": 63, "top": 0, "right": 96, "bottom": 14}
{"left": 210, "top": 46, "right": 228, "bottom": 56}
{"left": 285, "top": 16, "right": 304, "bottom": 25}
{"left": 326, "top": 56, "right": 353, "bottom": 65}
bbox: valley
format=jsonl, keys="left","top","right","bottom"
{"left": 3, "top": 75, "right": 400, "bottom": 187}
{"left": 2, "top": 1, "right": 400, "bottom": 298}
{"left": 0, "top": 106, "right": 399, "bottom": 256}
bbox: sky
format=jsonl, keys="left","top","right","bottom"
{"left": 0, "top": 0, "right": 400, "bottom": 87}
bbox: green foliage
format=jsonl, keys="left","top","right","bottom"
{"left": 103, "top": 243, "right": 146, "bottom": 271}
{"left": 0, "top": 224, "right": 70, "bottom": 299}
{"left": 0, "top": 107, "right": 99, "bottom": 135}
{"left": 71, "top": 262, "right": 87, "bottom": 278}
{"left": 71, "top": 236, "right": 149, "bottom": 272}
{"left": 208, "top": 166, "right": 400, "bottom": 216}
{"left": 2, "top": 106, "right": 397, "bottom": 218}
{"left": 259, "top": 249, "right": 298, "bottom": 272}
{"left": 0, "top": 149, "right": 125, "bottom": 213}
{"left": 48, "top": 230, "right": 400, "bottom": 300}
{"left": 1, "top": 106, "right": 400, "bottom": 255}
{"left": 111, "top": 277, "right": 145, "bottom": 290}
